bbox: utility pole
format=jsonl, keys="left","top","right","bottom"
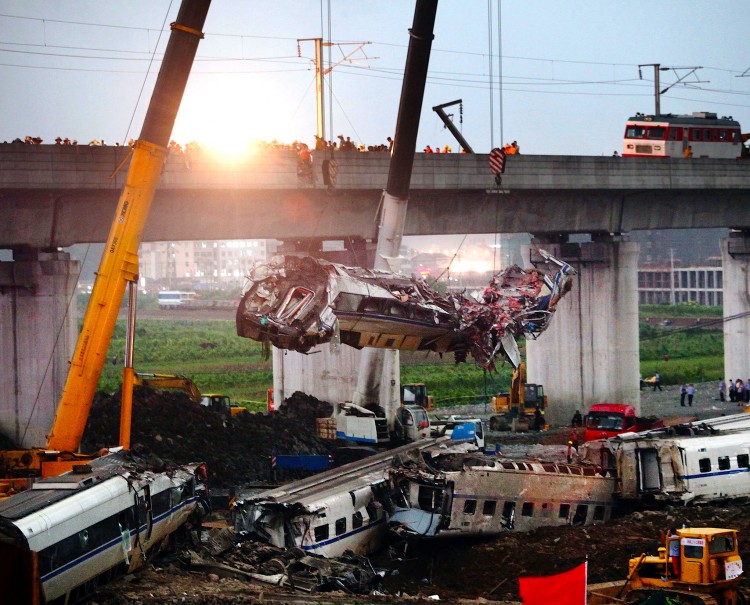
{"left": 638, "top": 64, "right": 707, "bottom": 115}
{"left": 297, "top": 38, "right": 374, "bottom": 143}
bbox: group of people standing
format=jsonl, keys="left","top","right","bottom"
{"left": 678, "top": 383, "right": 696, "bottom": 407}
{"left": 726, "top": 378, "right": 750, "bottom": 404}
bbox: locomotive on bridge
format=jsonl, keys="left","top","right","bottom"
{"left": 623, "top": 111, "right": 746, "bottom": 158}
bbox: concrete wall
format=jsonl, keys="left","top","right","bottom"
{"left": 526, "top": 240, "right": 641, "bottom": 426}
{"left": 0, "top": 251, "right": 78, "bottom": 448}
{"left": 273, "top": 344, "right": 400, "bottom": 425}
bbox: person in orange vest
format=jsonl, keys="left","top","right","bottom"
{"left": 424, "top": 145, "right": 433, "bottom": 153}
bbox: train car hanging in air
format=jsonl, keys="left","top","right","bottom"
{"left": 236, "top": 250, "right": 575, "bottom": 370}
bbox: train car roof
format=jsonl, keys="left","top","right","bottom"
{"left": 627, "top": 112, "right": 740, "bottom": 127}
{"left": 0, "top": 453, "right": 137, "bottom": 521}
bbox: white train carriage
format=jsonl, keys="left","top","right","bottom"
{"left": 607, "top": 419, "right": 750, "bottom": 504}
{"left": 389, "top": 451, "right": 616, "bottom": 538}
{"left": 0, "top": 454, "right": 208, "bottom": 604}
{"left": 623, "top": 112, "right": 743, "bottom": 158}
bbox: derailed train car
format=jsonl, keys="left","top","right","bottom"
{"left": 388, "top": 443, "right": 616, "bottom": 538}
{"left": 0, "top": 454, "right": 208, "bottom": 604}
{"left": 236, "top": 250, "right": 575, "bottom": 370}
{"left": 583, "top": 413, "right": 750, "bottom": 505}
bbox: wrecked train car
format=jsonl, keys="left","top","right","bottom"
{"left": 234, "top": 439, "right": 446, "bottom": 558}
{"left": 0, "top": 453, "right": 208, "bottom": 604}
{"left": 388, "top": 443, "right": 616, "bottom": 538}
{"left": 588, "top": 413, "right": 750, "bottom": 505}
{"left": 236, "top": 250, "right": 575, "bottom": 369}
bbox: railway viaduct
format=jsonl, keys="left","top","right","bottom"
{"left": 2, "top": 143, "right": 750, "bottom": 443}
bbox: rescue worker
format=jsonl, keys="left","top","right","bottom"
{"left": 571, "top": 410, "right": 583, "bottom": 427}
{"left": 532, "top": 406, "right": 544, "bottom": 431}
{"left": 683, "top": 145, "right": 693, "bottom": 158}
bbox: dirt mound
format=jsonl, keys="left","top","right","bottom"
{"left": 81, "top": 389, "right": 335, "bottom": 487}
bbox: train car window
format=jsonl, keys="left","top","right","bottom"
{"left": 314, "top": 524, "right": 329, "bottom": 542}
{"left": 463, "top": 499, "right": 477, "bottom": 515}
{"left": 699, "top": 458, "right": 711, "bottom": 473}
{"left": 335, "top": 517, "right": 346, "bottom": 536}
{"left": 646, "top": 127, "right": 666, "bottom": 139}
{"left": 691, "top": 129, "right": 702, "bottom": 141}
{"left": 703, "top": 129, "right": 712, "bottom": 141}
{"left": 521, "top": 502, "right": 534, "bottom": 517}
{"left": 483, "top": 500, "right": 497, "bottom": 516}
{"left": 275, "top": 287, "right": 314, "bottom": 321}
{"left": 684, "top": 543, "right": 704, "bottom": 559}
{"left": 593, "top": 505, "right": 606, "bottom": 521}
{"left": 559, "top": 503, "right": 571, "bottom": 519}
{"left": 626, "top": 125, "right": 646, "bottom": 138}
{"left": 668, "top": 128, "right": 682, "bottom": 141}
{"left": 417, "top": 485, "right": 441, "bottom": 511}
{"left": 332, "top": 292, "right": 364, "bottom": 312}
{"left": 731, "top": 130, "right": 741, "bottom": 142}
{"left": 153, "top": 490, "right": 170, "bottom": 516}
{"left": 718, "top": 456, "right": 730, "bottom": 470}
{"left": 501, "top": 502, "right": 516, "bottom": 529}
{"left": 352, "top": 511, "right": 364, "bottom": 529}
{"left": 738, "top": 454, "right": 749, "bottom": 468}
{"left": 719, "top": 130, "right": 728, "bottom": 141}
{"left": 572, "top": 504, "right": 588, "bottom": 526}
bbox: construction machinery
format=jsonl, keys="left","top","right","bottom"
{"left": 489, "top": 362, "right": 547, "bottom": 431}
{"left": 0, "top": 0, "right": 209, "bottom": 489}
{"left": 200, "top": 393, "right": 248, "bottom": 417}
{"left": 590, "top": 527, "right": 744, "bottom": 605}
{"left": 132, "top": 374, "right": 247, "bottom": 417}
{"left": 401, "top": 382, "right": 434, "bottom": 410}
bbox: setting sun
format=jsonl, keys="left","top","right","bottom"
{"left": 171, "top": 77, "right": 303, "bottom": 160}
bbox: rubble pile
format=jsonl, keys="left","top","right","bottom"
{"left": 81, "top": 389, "right": 335, "bottom": 487}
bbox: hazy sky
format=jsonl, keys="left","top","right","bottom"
{"left": 2, "top": 1, "right": 749, "bottom": 157}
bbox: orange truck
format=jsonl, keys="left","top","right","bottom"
{"left": 583, "top": 403, "right": 664, "bottom": 442}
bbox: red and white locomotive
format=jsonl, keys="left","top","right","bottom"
{"left": 623, "top": 111, "right": 744, "bottom": 158}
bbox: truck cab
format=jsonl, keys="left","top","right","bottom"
{"left": 393, "top": 404, "right": 431, "bottom": 444}
{"left": 431, "top": 415, "right": 486, "bottom": 449}
{"left": 583, "top": 403, "right": 663, "bottom": 442}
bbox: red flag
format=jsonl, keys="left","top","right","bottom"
{"left": 518, "top": 561, "right": 587, "bottom": 605}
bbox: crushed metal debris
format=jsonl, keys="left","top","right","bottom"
{"left": 236, "top": 250, "right": 575, "bottom": 370}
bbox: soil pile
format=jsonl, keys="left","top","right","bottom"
{"left": 80, "top": 388, "right": 335, "bottom": 487}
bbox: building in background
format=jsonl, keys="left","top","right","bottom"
{"left": 638, "top": 263, "right": 723, "bottom": 306}
{"left": 140, "top": 239, "right": 277, "bottom": 290}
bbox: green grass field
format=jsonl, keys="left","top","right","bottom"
{"left": 96, "top": 303, "right": 724, "bottom": 411}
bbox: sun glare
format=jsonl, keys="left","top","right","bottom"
{"left": 171, "top": 79, "right": 298, "bottom": 161}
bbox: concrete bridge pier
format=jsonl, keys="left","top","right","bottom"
{"left": 722, "top": 233, "right": 750, "bottom": 384}
{"left": 0, "top": 248, "right": 79, "bottom": 448}
{"left": 525, "top": 236, "right": 641, "bottom": 426}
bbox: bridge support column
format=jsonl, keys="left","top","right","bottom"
{"left": 526, "top": 237, "right": 640, "bottom": 426}
{"left": 0, "top": 249, "right": 79, "bottom": 448}
{"left": 722, "top": 234, "right": 750, "bottom": 383}
{"left": 273, "top": 345, "right": 399, "bottom": 411}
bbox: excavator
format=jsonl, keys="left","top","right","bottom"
{"left": 589, "top": 527, "right": 746, "bottom": 605}
{"left": 489, "top": 361, "right": 548, "bottom": 431}
{"left": 0, "top": 0, "right": 210, "bottom": 492}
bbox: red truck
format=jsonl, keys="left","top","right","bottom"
{"left": 583, "top": 403, "right": 664, "bottom": 442}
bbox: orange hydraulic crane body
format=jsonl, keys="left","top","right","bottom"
{"left": 0, "top": 0, "right": 210, "bottom": 485}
